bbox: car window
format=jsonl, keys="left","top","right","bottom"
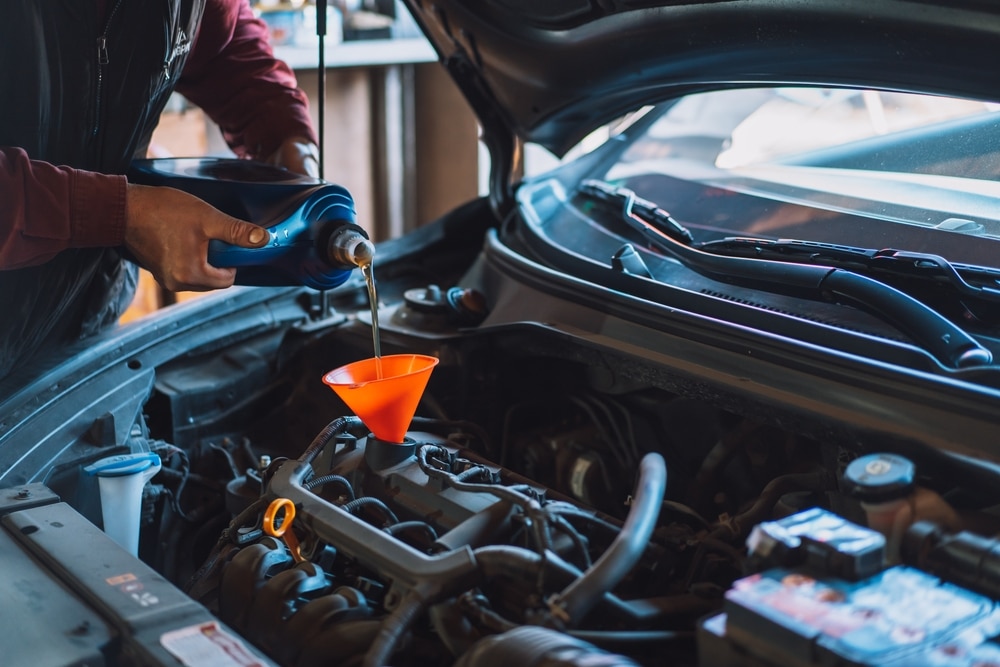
{"left": 616, "top": 88, "right": 999, "bottom": 173}
{"left": 596, "top": 87, "right": 1000, "bottom": 266}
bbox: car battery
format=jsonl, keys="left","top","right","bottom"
{"left": 699, "top": 508, "right": 1000, "bottom": 666}
{"left": 0, "top": 489, "right": 278, "bottom": 667}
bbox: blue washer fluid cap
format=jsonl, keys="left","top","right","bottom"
{"left": 84, "top": 452, "right": 161, "bottom": 478}
{"left": 842, "top": 453, "right": 915, "bottom": 503}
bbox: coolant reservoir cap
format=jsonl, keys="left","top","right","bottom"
{"left": 83, "top": 452, "right": 161, "bottom": 478}
{"left": 842, "top": 453, "right": 915, "bottom": 503}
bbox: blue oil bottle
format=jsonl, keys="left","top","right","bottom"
{"left": 128, "top": 158, "right": 373, "bottom": 290}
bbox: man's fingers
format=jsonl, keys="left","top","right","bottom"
{"left": 124, "top": 183, "right": 265, "bottom": 292}
{"left": 189, "top": 265, "right": 238, "bottom": 292}
{"left": 266, "top": 137, "right": 320, "bottom": 178}
{"left": 217, "top": 217, "right": 269, "bottom": 249}
{"left": 249, "top": 226, "right": 267, "bottom": 245}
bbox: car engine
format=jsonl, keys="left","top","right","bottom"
{"left": 142, "top": 315, "right": 752, "bottom": 667}
{"left": 4, "top": 194, "right": 1000, "bottom": 667}
{"left": 47, "top": 297, "right": 1000, "bottom": 667}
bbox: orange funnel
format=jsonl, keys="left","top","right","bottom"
{"left": 323, "top": 354, "right": 439, "bottom": 443}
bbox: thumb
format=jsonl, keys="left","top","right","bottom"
{"left": 213, "top": 218, "right": 270, "bottom": 249}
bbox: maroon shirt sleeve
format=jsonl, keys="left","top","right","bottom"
{"left": 0, "top": 0, "right": 314, "bottom": 269}
{"left": 176, "top": 0, "right": 317, "bottom": 159}
{"left": 0, "top": 147, "right": 126, "bottom": 269}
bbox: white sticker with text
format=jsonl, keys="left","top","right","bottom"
{"left": 160, "top": 622, "right": 265, "bottom": 667}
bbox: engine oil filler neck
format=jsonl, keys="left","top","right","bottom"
{"left": 364, "top": 436, "right": 417, "bottom": 470}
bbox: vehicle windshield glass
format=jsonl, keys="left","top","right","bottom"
{"left": 597, "top": 87, "right": 1000, "bottom": 267}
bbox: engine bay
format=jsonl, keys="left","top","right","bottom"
{"left": 5, "top": 296, "right": 1000, "bottom": 666}
{"left": 4, "top": 194, "right": 1000, "bottom": 667}
{"left": 142, "top": 315, "right": 770, "bottom": 667}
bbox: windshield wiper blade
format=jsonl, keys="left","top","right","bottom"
{"left": 577, "top": 182, "right": 992, "bottom": 369}
{"left": 700, "top": 237, "right": 1000, "bottom": 303}
{"left": 580, "top": 179, "right": 694, "bottom": 244}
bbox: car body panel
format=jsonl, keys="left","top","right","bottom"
{"left": 406, "top": 1, "right": 1000, "bottom": 155}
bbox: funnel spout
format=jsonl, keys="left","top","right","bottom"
{"left": 323, "top": 354, "right": 439, "bottom": 443}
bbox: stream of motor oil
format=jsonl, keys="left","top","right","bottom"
{"left": 360, "top": 261, "right": 383, "bottom": 379}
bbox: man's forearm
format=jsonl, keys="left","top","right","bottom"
{"left": 176, "top": 0, "right": 316, "bottom": 161}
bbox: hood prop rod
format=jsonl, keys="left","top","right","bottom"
{"left": 316, "top": 0, "right": 328, "bottom": 178}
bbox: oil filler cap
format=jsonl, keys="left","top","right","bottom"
{"left": 842, "top": 453, "right": 915, "bottom": 503}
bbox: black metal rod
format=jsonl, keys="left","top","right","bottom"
{"left": 316, "top": 0, "right": 327, "bottom": 179}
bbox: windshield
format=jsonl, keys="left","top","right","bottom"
{"left": 593, "top": 87, "right": 1000, "bottom": 267}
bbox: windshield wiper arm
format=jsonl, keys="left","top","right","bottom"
{"left": 577, "top": 181, "right": 992, "bottom": 369}
{"left": 700, "top": 237, "right": 1000, "bottom": 303}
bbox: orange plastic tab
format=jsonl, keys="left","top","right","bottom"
{"left": 263, "top": 498, "right": 304, "bottom": 562}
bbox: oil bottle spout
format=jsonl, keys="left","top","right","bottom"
{"left": 327, "top": 225, "right": 375, "bottom": 268}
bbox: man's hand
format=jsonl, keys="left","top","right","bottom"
{"left": 265, "top": 137, "right": 320, "bottom": 178}
{"left": 125, "top": 184, "right": 268, "bottom": 292}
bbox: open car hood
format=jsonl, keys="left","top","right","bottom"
{"left": 404, "top": 0, "right": 1000, "bottom": 156}
{"left": 7, "top": 5, "right": 1000, "bottom": 667}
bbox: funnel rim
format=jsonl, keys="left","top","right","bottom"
{"left": 322, "top": 353, "right": 439, "bottom": 387}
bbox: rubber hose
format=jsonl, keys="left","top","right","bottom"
{"left": 472, "top": 546, "right": 646, "bottom": 623}
{"left": 430, "top": 599, "right": 483, "bottom": 657}
{"left": 707, "top": 470, "right": 831, "bottom": 542}
{"left": 551, "top": 452, "right": 666, "bottom": 625}
{"left": 301, "top": 416, "right": 364, "bottom": 464}
{"left": 342, "top": 496, "right": 400, "bottom": 526}
{"left": 361, "top": 589, "right": 429, "bottom": 667}
{"left": 453, "top": 626, "right": 640, "bottom": 667}
{"left": 385, "top": 520, "right": 439, "bottom": 542}
{"left": 303, "top": 473, "right": 356, "bottom": 499}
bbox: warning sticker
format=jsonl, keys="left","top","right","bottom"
{"left": 161, "top": 622, "right": 265, "bottom": 667}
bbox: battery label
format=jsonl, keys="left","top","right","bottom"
{"left": 161, "top": 621, "right": 265, "bottom": 667}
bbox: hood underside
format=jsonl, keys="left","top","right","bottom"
{"left": 404, "top": 0, "right": 1000, "bottom": 155}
